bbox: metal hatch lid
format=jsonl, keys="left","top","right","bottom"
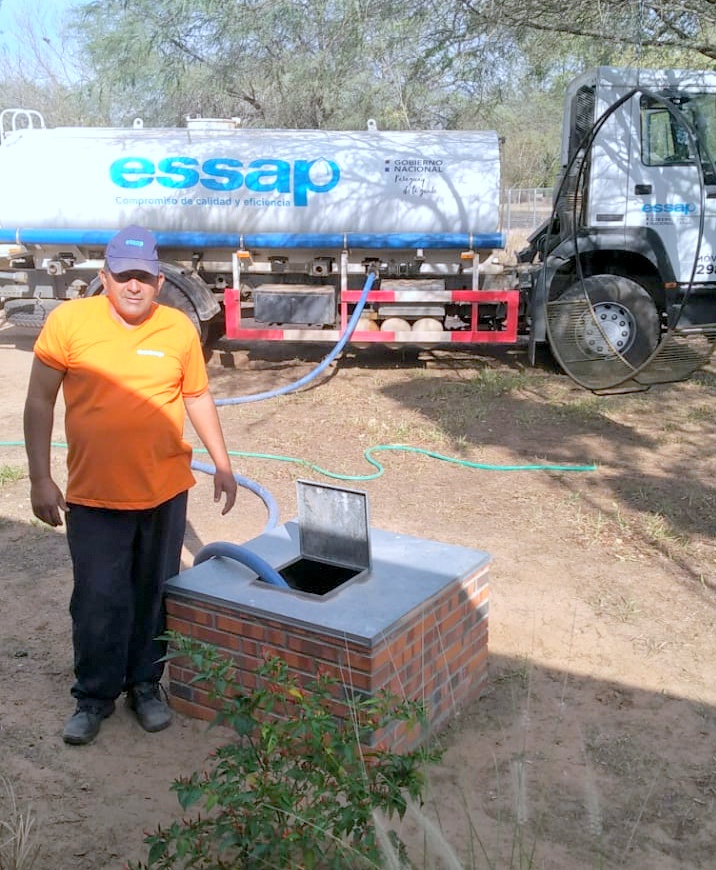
{"left": 296, "top": 480, "right": 371, "bottom": 572}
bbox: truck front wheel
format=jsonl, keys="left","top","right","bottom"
{"left": 548, "top": 274, "right": 660, "bottom": 374}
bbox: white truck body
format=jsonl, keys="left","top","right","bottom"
{"left": 2, "top": 66, "right": 716, "bottom": 392}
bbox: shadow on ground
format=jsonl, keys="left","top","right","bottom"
{"left": 1, "top": 508, "right": 714, "bottom": 869}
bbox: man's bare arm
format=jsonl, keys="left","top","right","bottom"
{"left": 24, "top": 357, "right": 66, "bottom": 526}
{"left": 184, "top": 389, "right": 237, "bottom": 515}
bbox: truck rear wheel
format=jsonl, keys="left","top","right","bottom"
{"left": 157, "top": 278, "right": 206, "bottom": 341}
{"left": 89, "top": 267, "right": 207, "bottom": 343}
{"left": 547, "top": 275, "right": 660, "bottom": 384}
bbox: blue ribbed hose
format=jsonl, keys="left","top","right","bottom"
{"left": 189, "top": 460, "right": 279, "bottom": 531}
{"left": 193, "top": 271, "right": 377, "bottom": 581}
{"left": 215, "top": 270, "right": 376, "bottom": 406}
{"left": 193, "top": 540, "right": 290, "bottom": 588}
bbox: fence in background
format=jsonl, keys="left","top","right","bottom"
{"left": 502, "top": 187, "right": 553, "bottom": 233}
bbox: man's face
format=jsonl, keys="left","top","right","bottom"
{"left": 100, "top": 269, "right": 165, "bottom": 326}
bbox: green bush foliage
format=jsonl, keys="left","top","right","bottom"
{"left": 129, "top": 633, "right": 441, "bottom": 869}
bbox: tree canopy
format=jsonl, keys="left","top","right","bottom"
{"left": 0, "top": 0, "right": 715, "bottom": 187}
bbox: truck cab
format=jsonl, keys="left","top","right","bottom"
{"left": 526, "top": 66, "right": 716, "bottom": 390}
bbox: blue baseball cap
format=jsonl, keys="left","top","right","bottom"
{"left": 105, "top": 225, "right": 160, "bottom": 276}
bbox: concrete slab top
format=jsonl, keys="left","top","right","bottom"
{"left": 167, "top": 522, "right": 491, "bottom": 645}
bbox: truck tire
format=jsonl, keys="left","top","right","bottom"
{"left": 548, "top": 274, "right": 660, "bottom": 369}
{"left": 158, "top": 279, "right": 206, "bottom": 341}
{"left": 88, "top": 267, "right": 208, "bottom": 344}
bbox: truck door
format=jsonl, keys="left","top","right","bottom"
{"left": 582, "top": 88, "right": 632, "bottom": 242}
{"left": 631, "top": 91, "right": 716, "bottom": 287}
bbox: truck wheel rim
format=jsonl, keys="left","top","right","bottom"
{"left": 577, "top": 301, "right": 636, "bottom": 357}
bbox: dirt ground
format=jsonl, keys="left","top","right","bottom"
{"left": 1, "top": 316, "right": 715, "bottom": 870}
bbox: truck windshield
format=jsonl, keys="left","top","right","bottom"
{"left": 641, "top": 92, "right": 716, "bottom": 185}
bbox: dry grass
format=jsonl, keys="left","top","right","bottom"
{"left": 0, "top": 466, "right": 24, "bottom": 486}
{"left": 0, "top": 777, "right": 38, "bottom": 870}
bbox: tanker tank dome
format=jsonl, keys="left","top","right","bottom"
{"left": 185, "top": 117, "right": 242, "bottom": 131}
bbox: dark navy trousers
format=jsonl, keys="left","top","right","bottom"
{"left": 65, "top": 491, "right": 188, "bottom": 703}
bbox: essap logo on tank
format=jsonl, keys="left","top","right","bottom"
{"left": 109, "top": 155, "right": 341, "bottom": 206}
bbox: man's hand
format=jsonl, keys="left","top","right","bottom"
{"left": 213, "top": 468, "right": 238, "bottom": 515}
{"left": 30, "top": 477, "right": 67, "bottom": 527}
{"left": 184, "top": 389, "right": 237, "bottom": 516}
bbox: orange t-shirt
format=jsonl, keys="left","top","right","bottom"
{"left": 33, "top": 295, "right": 209, "bottom": 510}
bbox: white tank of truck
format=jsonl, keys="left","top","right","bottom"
{"left": 4, "top": 65, "right": 716, "bottom": 395}
{"left": 0, "top": 120, "right": 501, "bottom": 236}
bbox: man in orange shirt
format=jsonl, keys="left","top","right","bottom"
{"left": 23, "top": 225, "right": 237, "bottom": 745}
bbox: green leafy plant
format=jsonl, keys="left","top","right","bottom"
{"left": 129, "top": 633, "right": 440, "bottom": 870}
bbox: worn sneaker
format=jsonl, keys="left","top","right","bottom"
{"left": 128, "top": 682, "right": 173, "bottom": 732}
{"left": 62, "top": 701, "right": 115, "bottom": 745}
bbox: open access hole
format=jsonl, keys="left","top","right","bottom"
{"left": 278, "top": 557, "right": 360, "bottom": 596}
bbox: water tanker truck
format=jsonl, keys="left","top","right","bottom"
{"left": 2, "top": 66, "right": 716, "bottom": 392}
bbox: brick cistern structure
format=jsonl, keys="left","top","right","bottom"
{"left": 165, "top": 492, "right": 490, "bottom": 752}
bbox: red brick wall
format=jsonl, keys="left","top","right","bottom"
{"left": 166, "top": 563, "right": 489, "bottom": 753}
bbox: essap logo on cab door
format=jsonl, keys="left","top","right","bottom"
{"left": 642, "top": 202, "right": 696, "bottom": 214}
{"left": 109, "top": 155, "right": 341, "bottom": 206}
